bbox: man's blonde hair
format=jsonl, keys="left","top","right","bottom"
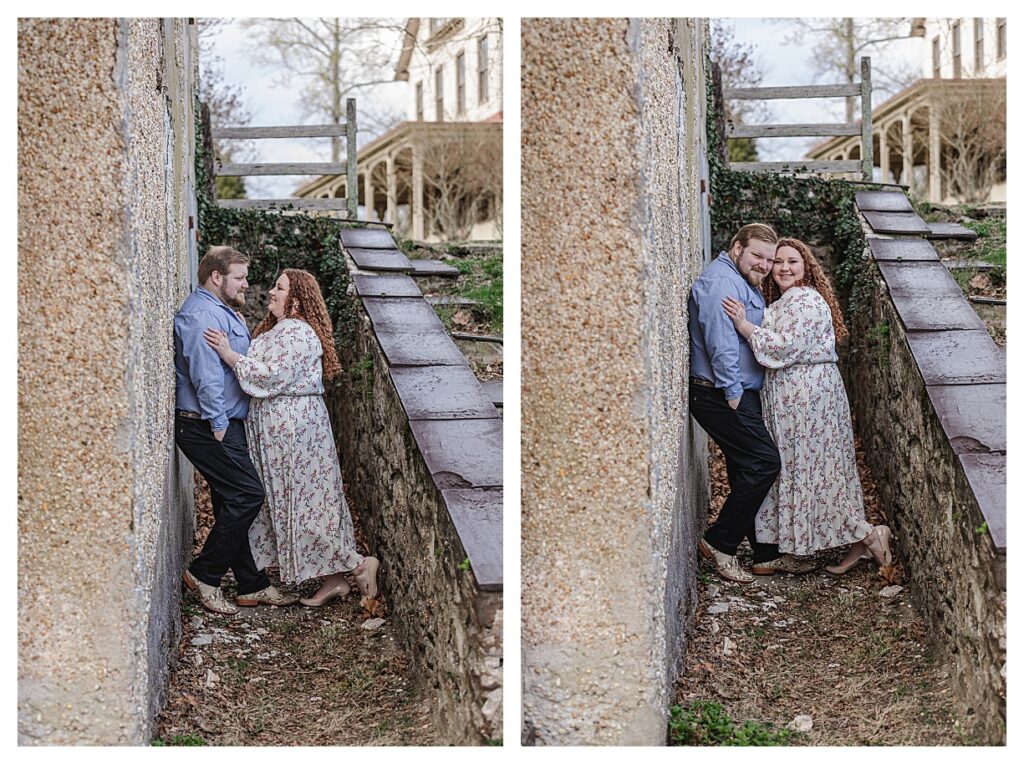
{"left": 198, "top": 245, "right": 249, "bottom": 285}
{"left": 728, "top": 223, "right": 778, "bottom": 253}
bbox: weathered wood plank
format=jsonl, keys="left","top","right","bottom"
{"left": 216, "top": 162, "right": 344, "bottom": 176}
{"left": 861, "top": 57, "right": 873, "bottom": 181}
{"left": 217, "top": 198, "right": 348, "bottom": 210}
{"left": 729, "top": 160, "right": 863, "bottom": 173}
{"left": 212, "top": 124, "right": 348, "bottom": 139}
{"left": 727, "top": 122, "right": 861, "bottom": 139}
{"left": 724, "top": 84, "right": 862, "bottom": 100}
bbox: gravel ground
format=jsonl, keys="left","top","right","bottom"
{"left": 674, "top": 439, "right": 972, "bottom": 746}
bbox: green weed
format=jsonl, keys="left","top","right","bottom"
{"left": 668, "top": 700, "right": 798, "bottom": 746}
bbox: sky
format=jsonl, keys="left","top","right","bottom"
{"left": 203, "top": 17, "right": 930, "bottom": 194}
{"left": 204, "top": 19, "right": 411, "bottom": 198}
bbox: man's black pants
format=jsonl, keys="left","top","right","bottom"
{"left": 175, "top": 416, "right": 270, "bottom": 595}
{"left": 689, "top": 385, "right": 781, "bottom": 563}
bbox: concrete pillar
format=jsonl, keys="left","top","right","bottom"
{"left": 928, "top": 106, "right": 942, "bottom": 202}
{"left": 363, "top": 171, "right": 373, "bottom": 222}
{"left": 879, "top": 122, "right": 890, "bottom": 183}
{"left": 412, "top": 147, "right": 424, "bottom": 241}
{"left": 902, "top": 113, "right": 914, "bottom": 188}
{"left": 386, "top": 155, "right": 397, "bottom": 225}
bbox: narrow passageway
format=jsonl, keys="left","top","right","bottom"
{"left": 155, "top": 479, "right": 437, "bottom": 746}
{"left": 674, "top": 438, "right": 967, "bottom": 746}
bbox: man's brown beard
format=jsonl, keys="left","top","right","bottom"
{"left": 744, "top": 271, "right": 766, "bottom": 288}
{"left": 225, "top": 293, "right": 246, "bottom": 309}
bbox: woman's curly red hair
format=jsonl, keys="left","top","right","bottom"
{"left": 763, "top": 238, "right": 849, "bottom": 344}
{"left": 253, "top": 269, "right": 342, "bottom": 381}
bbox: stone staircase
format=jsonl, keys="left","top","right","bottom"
{"left": 340, "top": 226, "right": 503, "bottom": 590}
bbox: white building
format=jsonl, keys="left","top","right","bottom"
{"left": 396, "top": 18, "right": 503, "bottom": 124}
{"left": 808, "top": 18, "right": 1006, "bottom": 204}
{"left": 922, "top": 17, "right": 1006, "bottom": 80}
{"left": 296, "top": 18, "right": 503, "bottom": 242}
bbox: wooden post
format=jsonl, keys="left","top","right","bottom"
{"left": 346, "top": 98, "right": 358, "bottom": 220}
{"left": 861, "top": 57, "right": 873, "bottom": 181}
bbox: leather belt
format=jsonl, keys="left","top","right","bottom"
{"left": 689, "top": 377, "right": 716, "bottom": 389}
{"left": 175, "top": 409, "right": 202, "bottom": 419}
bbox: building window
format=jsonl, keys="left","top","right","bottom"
{"left": 478, "top": 35, "right": 490, "bottom": 104}
{"left": 416, "top": 81, "right": 424, "bottom": 121}
{"left": 435, "top": 66, "right": 444, "bottom": 121}
{"left": 932, "top": 37, "right": 941, "bottom": 78}
{"left": 997, "top": 18, "right": 1006, "bottom": 59}
{"left": 974, "top": 18, "right": 984, "bottom": 71}
{"left": 952, "top": 21, "right": 962, "bottom": 78}
{"left": 456, "top": 52, "right": 466, "bottom": 116}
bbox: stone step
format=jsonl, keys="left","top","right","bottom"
{"left": 862, "top": 210, "right": 931, "bottom": 235}
{"left": 854, "top": 191, "right": 914, "bottom": 213}
{"left": 968, "top": 296, "right": 1006, "bottom": 306}
{"left": 347, "top": 247, "right": 412, "bottom": 272}
{"left": 340, "top": 227, "right": 399, "bottom": 250}
{"left": 942, "top": 259, "right": 996, "bottom": 271}
{"left": 409, "top": 259, "right": 461, "bottom": 278}
{"left": 926, "top": 222, "right": 979, "bottom": 241}
{"left": 425, "top": 295, "right": 478, "bottom": 307}
{"left": 481, "top": 380, "right": 503, "bottom": 408}
{"left": 452, "top": 332, "right": 503, "bottom": 343}
{"left": 352, "top": 273, "right": 422, "bottom": 298}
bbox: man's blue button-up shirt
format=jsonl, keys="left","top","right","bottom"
{"left": 174, "top": 287, "right": 250, "bottom": 432}
{"left": 687, "top": 252, "right": 766, "bottom": 401}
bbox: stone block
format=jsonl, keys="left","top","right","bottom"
{"left": 957, "top": 452, "right": 1006, "bottom": 550}
{"left": 410, "top": 259, "right": 461, "bottom": 277}
{"left": 389, "top": 365, "right": 499, "bottom": 420}
{"left": 340, "top": 227, "right": 398, "bottom": 249}
{"left": 348, "top": 247, "right": 412, "bottom": 272}
{"left": 409, "top": 418, "right": 503, "bottom": 490}
{"left": 868, "top": 238, "right": 939, "bottom": 262}
{"left": 906, "top": 330, "right": 1006, "bottom": 385}
{"left": 877, "top": 261, "right": 984, "bottom": 331}
{"left": 361, "top": 298, "right": 465, "bottom": 366}
{"left": 926, "top": 383, "right": 1006, "bottom": 454}
{"left": 861, "top": 211, "right": 931, "bottom": 235}
{"left": 441, "top": 487, "right": 503, "bottom": 590}
{"left": 927, "top": 222, "right": 979, "bottom": 240}
{"left": 352, "top": 273, "right": 422, "bottom": 298}
{"left": 855, "top": 191, "right": 914, "bottom": 212}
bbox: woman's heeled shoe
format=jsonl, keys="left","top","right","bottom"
{"left": 299, "top": 579, "right": 351, "bottom": 607}
{"left": 864, "top": 525, "right": 893, "bottom": 567}
{"left": 353, "top": 556, "right": 380, "bottom": 598}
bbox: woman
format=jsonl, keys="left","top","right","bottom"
{"left": 204, "top": 269, "right": 380, "bottom": 605}
{"left": 722, "top": 238, "right": 891, "bottom": 574}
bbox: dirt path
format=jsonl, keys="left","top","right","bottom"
{"left": 673, "top": 440, "right": 970, "bottom": 746}
{"left": 155, "top": 480, "right": 437, "bottom": 746}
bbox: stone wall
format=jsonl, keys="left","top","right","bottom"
{"left": 18, "top": 18, "right": 197, "bottom": 744}
{"left": 521, "top": 18, "right": 709, "bottom": 745}
{"left": 843, "top": 199, "right": 1006, "bottom": 744}
{"left": 327, "top": 244, "right": 502, "bottom": 744}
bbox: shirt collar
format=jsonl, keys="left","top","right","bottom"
{"left": 716, "top": 251, "right": 739, "bottom": 275}
{"left": 195, "top": 286, "right": 247, "bottom": 327}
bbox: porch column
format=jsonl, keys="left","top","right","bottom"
{"left": 412, "top": 146, "right": 424, "bottom": 241}
{"left": 386, "top": 155, "right": 397, "bottom": 225}
{"left": 902, "top": 113, "right": 913, "bottom": 188}
{"left": 928, "top": 106, "right": 942, "bottom": 202}
{"left": 879, "top": 122, "right": 890, "bottom": 183}
{"left": 363, "top": 171, "right": 374, "bottom": 222}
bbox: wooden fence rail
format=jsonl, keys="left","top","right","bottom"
{"left": 213, "top": 98, "right": 358, "bottom": 219}
{"left": 723, "top": 58, "right": 873, "bottom": 180}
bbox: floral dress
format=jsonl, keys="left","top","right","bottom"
{"left": 234, "top": 318, "right": 363, "bottom": 584}
{"left": 748, "top": 287, "right": 873, "bottom": 555}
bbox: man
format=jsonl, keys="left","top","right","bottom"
{"left": 687, "top": 223, "right": 815, "bottom": 582}
{"left": 174, "top": 246, "right": 297, "bottom": 614}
